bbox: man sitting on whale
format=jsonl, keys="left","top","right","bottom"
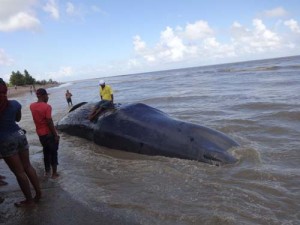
{"left": 88, "top": 79, "right": 114, "bottom": 121}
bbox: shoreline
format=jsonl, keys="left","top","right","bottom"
{"left": 7, "top": 84, "right": 60, "bottom": 98}
{"left": 0, "top": 161, "right": 126, "bottom": 225}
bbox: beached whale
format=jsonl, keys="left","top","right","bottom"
{"left": 56, "top": 102, "right": 239, "bottom": 165}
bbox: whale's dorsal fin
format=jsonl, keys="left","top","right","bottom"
{"left": 69, "top": 102, "right": 87, "bottom": 112}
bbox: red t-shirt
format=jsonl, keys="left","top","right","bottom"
{"left": 30, "top": 102, "right": 52, "bottom": 136}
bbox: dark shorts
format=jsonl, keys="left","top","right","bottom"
{"left": 96, "top": 100, "right": 114, "bottom": 109}
{"left": 0, "top": 130, "right": 29, "bottom": 157}
{"left": 67, "top": 98, "right": 72, "bottom": 103}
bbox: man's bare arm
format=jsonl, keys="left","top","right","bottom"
{"left": 46, "top": 118, "right": 60, "bottom": 141}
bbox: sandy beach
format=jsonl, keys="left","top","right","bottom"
{"left": 7, "top": 84, "right": 59, "bottom": 98}
{"left": 0, "top": 163, "right": 125, "bottom": 225}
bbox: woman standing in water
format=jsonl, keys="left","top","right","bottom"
{"left": 0, "top": 78, "right": 41, "bottom": 207}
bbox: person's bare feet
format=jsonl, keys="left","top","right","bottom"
{"left": 34, "top": 191, "right": 42, "bottom": 202}
{"left": 14, "top": 199, "right": 35, "bottom": 207}
{"left": 51, "top": 173, "right": 60, "bottom": 179}
{"left": 0, "top": 180, "right": 8, "bottom": 186}
{"left": 0, "top": 175, "right": 7, "bottom": 186}
{"left": 44, "top": 172, "right": 51, "bottom": 177}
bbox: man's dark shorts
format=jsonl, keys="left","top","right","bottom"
{"left": 96, "top": 100, "right": 114, "bottom": 109}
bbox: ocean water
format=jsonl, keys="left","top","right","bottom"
{"left": 14, "top": 55, "right": 300, "bottom": 224}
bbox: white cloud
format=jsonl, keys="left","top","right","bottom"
{"left": 0, "top": 0, "right": 37, "bottom": 19}
{"left": 0, "top": 0, "right": 40, "bottom": 32}
{"left": 0, "top": 12, "right": 40, "bottom": 32}
{"left": 64, "top": 3, "right": 108, "bottom": 20}
{"left": 203, "top": 37, "right": 220, "bottom": 48}
{"left": 263, "top": 7, "right": 287, "bottom": 18}
{"left": 0, "top": 49, "right": 14, "bottom": 66}
{"left": 132, "top": 21, "right": 231, "bottom": 65}
{"left": 65, "top": 2, "right": 87, "bottom": 18}
{"left": 43, "top": 0, "right": 59, "bottom": 20}
{"left": 44, "top": 66, "right": 73, "bottom": 81}
{"left": 184, "top": 20, "right": 214, "bottom": 40}
{"left": 131, "top": 17, "right": 298, "bottom": 71}
{"left": 66, "top": 2, "right": 75, "bottom": 16}
{"left": 133, "top": 27, "right": 189, "bottom": 63}
{"left": 133, "top": 35, "right": 146, "bottom": 52}
{"left": 230, "top": 19, "right": 281, "bottom": 54}
{"left": 202, "top": 37, "right": 236, "bottom": 58}
{"left": 253, "top": 19, "right": 281, "bottom": 47}
{"left": 284, "top": 19, "right": 300, "bottom": 33}
{"left": 144, "top": 55, "right": 156, "bottom": 62}
{"left": 232, "top": 21, "right": 242, "bottom": 28}
{"left": 133, "top": 35, "right": 157, "bottom": 62}
{"left": 157, "top": 27, "right": 186, "bottom": 60}
{"left": 91, "top": 5, "right": 108, "bottom": 16}
{"left": 127, "top": 59, "right": 139, "bottom": 68}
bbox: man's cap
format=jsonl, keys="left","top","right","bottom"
{"left": 36, "top": 88, "right": 49, "bottom": 97}
{"left": 99, "top": 79, "right": 105, "bottom": 85}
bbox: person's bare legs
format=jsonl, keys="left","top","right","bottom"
{"left": 4, "top": 154, "right": 35, "bottom": 207}
{"left": 19, "top": 149, "right": 42, "bottom": 201}
{"left": 51, "top": 165, "right": 59, "bottom": 179}
{"left": 0, "top": 180, "right": 8, "bottom": 186}
{"left": 0, "top": 174, "right": 8, "bottom": 186}
{"left": 88, "top": 107, "right": 102, "bottom": 121}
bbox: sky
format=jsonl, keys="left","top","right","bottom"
{"left": 0, "top": 0, "right": 300, "bottom": 83}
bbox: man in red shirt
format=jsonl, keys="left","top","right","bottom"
{"left": 30, "top": 88, "right": 60, "bottom": 179}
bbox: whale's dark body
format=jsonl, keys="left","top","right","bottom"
{"left": 56, "top": 102, "right": 238, "bottom": 165}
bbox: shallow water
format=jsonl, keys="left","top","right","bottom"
{"left": 14, "top": 55, "right": 300, "bottom": 224}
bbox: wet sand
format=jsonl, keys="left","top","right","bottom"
{"left": 0, "top": 161, "right": 128, "bottom": 225}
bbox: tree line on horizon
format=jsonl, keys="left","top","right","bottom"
{"left": 8, "top": 70, "right": 58, "bottom": 86}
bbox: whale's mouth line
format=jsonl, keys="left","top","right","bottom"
{"left": 203, "top": 154, "right": 221, "bottom": 162}
{"left": 203, "top": 155, "right": 223, "bottom": 166}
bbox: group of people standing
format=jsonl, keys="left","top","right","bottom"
{"left": 0, "top": 78, "right": 114, "bottom": 208}
{"left": 0, "top": 78, "right": 59, "bottom": 207}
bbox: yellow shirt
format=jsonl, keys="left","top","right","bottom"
{"left": 100, "top": 85, "right": 113, "bottom": 101}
